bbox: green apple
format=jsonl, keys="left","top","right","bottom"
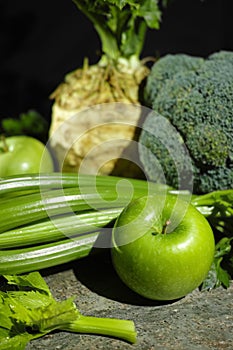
{"left": 111, "top": 194, "right": 215, "bottom": 301}
{"left": 0, "top": 135, "right": 54, "bottom": 177}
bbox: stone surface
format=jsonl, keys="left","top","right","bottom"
{"left": 26, "top": 250, "right": 233, "bottom": 350}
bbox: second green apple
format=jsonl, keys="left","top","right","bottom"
{"left": 0, "top": 135, "right": 54, "bottom": 177}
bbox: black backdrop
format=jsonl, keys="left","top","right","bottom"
{"left": 0, "top": 0, "right": 232, "bottom": 122}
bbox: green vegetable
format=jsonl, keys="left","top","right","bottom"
{"left": 0, "top": 208, "right": 120, "bottom": 249}
{"left": 143, "top": 53, "right": 204, "bottom": 106}
{"left": 139, "top": 50, "right": 233, "bottom": 194}
{"left": 0, "top": 187, "right": 124, "bottom": 233}
{"left": 0, "top": 271, "right": 137, "bottom": 349}
{"left": 49, "top": 0, "right": 169, "bottom": 175}
{"left": 0, "top": 233, "right": 98, "bottom": 278}
{"left": 1, "top": 110, "right": 49, "bottom": 143}
{"left": 0, "top": 173, "right": 232, "bottom": 289}
{"left": 72, "top": 0, "right": 162, "bottom": 62}
{"left": 0, "top": 172, "right": 158, "bottom": 197}
{"left": 191, "top": 189, "right": 233, "bottom": 289}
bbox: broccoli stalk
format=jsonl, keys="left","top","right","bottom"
{"left": 49, "top": 1, "right": 167, "bottom": 176}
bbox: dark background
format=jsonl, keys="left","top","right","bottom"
{"left": 0, "top": 0, "right": 232, "bottom": 122}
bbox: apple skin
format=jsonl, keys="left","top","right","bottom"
{"left": 111, "top": 194, "right": 215, "bottom": 301}
{"left": 0, "top": 136, "right": 54, "bottom": 177}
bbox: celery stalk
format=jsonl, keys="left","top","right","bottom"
{"left": 0, "top": 232, "right": 99, "bottom": 275}
{"left": 0, "top": 208, "right": 121, "bottom": 248}
{"left": 66, "top": 314, "right": 137, "bottom": 344}
{"left": 0, "top": 172, "right": 157, "bottom": 197}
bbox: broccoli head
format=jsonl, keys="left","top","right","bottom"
{"left": 144, "top": 53, "right": 204, "bottom": 106}
{"left": 139, "top": 51, "right": 233, "bottom": 194}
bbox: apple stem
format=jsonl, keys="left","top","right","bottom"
{"left": 0, "top": 135, "right": 9, "bottom": 152}
{"left": 162, "top": 220, "right": 171, "bottom": 234}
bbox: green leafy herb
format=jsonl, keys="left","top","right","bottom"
{"left": 200, "top": 238, "right": 232, "bottom": 291}
{"left": 1, "top": 110, "right": 49, "bottom": 143}
{"left": 72, "top": 0, "right": 162, "bottom": 61}
{"left": 192, "top": 190, "right": 233, "bottom": 290}
{"left": 0, "top": 271, "right": 137, "bottom": 350}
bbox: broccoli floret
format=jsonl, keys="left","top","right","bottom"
{"left": 197, "top": 168, "right": 233, "bottom": 194}
{"left": 209, "top": 50, "right": 233, "bottom": 65}
{"left": 144, "top": 54, "right": 204, "bottom": 105}
{"left": 185, "top": 123, "right": 229, "bottom": 168}
{"left": 139, "top": 111, "right": 194, "bottom": 191}
{"left": 139, "top": 51, "right": 233, "bottom": 194}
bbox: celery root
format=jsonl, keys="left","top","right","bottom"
{"left": 49, "top": 1, "right": 166, "bottom": 177}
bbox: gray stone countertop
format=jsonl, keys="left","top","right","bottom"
{"left": 26, "top": 250, "right": 233, "bottom": 350}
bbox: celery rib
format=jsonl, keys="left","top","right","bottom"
{"left": 0, "top": 208, "right": 121, "bottom": 249}
{"left": 0, "top": 232, "right": 99, "bottom": 275}
{"left": 0, "top": 172, "right": 156, "bottom": 197}
{"left": 66, "top": 314, "right": 137, "bottom": 344}
{"left": 0, "top": 188, "right": 132, "bottom": 233}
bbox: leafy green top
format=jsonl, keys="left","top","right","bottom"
{"left": 0, "top": 272, "right": 136, "bottom": 349}
{"left": 1, "top": 110, "right": 49, "bottom": 143}
{"left": 192, "top": 190, "right": 233, "bottom": 290}
{"left": 0, "top": 272, "right": 77, "bottom": 350}
{"left": 72, "top": 0, "right": 163, "bottom": 61}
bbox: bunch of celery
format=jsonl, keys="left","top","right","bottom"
{"left": 0, "top": 173, "right": 232, "bottom": 289}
